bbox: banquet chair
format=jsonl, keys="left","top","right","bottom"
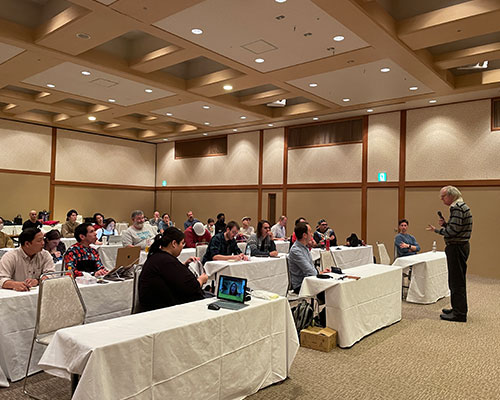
{"left": 376, "top": 242, "right": 391, "bottom": 265}
{"left": 131, "top": 264, "right": 143, "bottom": 314}
{"left": 23, "top": 271, "right": 87, "bottom": 399}
{"left": 195, "top": 242, "right": 209, "bottom": 259}
{"left": 319, "top": 250, "right": 336, "bottom": 272}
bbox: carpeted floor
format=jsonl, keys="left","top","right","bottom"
{"left": 2, "top": 274, "right": 499, "bottom": 400}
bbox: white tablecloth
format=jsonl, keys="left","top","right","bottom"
{"left": 0, "top": 280, "right": 133, "bottom": 387}
{"left": 204, "top": 256, "right": 289, "bottom": 296}
{"left": 177, "top": 248, "right": 196, "bottom": 264}
{"left": 41, "top": 224, "right": 61, "bottom": 233}
{"left": 274, "top": 240, "right": 290, "bottom": 253}
{"left": 0, "top": 247, "right": 15, "bottom": 259}
{"left": 39, "top": 297, "right": 299, "bottom": 400}
{"left": 392, "top": 251, "right": 449, "bottom": 304}
{"left": 1, "top": 225, "right": 22, "bottom": 236}
{"left": 329, "top": 245, "right": 373, "bottom": 269}
{"left": 300, "top": 264, "right": 402, "bottom": 348}
{"left": 115, "top": 223, "right": 129, "bottom": 234}
{"left": 60, "top": 237, "right": 77, "bottom": 247}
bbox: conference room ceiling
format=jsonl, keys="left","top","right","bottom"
{"left": 0, "top": 0, "right": 500, "bottom": 142}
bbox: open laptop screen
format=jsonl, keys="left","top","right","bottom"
{"left": 217, "top": 275, "right": 247, "bottom": 303}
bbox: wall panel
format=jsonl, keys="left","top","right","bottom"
{"left": 367, "top": 112, "right": 400, "bottom": 182}
{"left": 55, "top": 129, "right": 156, "bottom": 186}
{"left": 262, "top": 128, "right": 284, "bottom": 185}
{"left": 0, "top": 119, "right": 51, "bottom": 172}
{"left": 406, "top": 100, "right": 500, "bottom": 181}
{"left": 156, "top": 132, "right": 259, "bottom": 187}
{"left": 261, "top": 190, "right": 283, "bottom": 224}
{"left": 53, "top": 185, "right": 155, "bottom": 223}
{"left": 155, "top": 190, "right": 172, "bottom": 217}
{"left": 0, "top": 172, "right": 50, "bottom": 220}
{"left": 287, "top": 189, "right": 362, "bottom": 243}
{"left": 287, "top": 144, "right": 362, "bottom": 184}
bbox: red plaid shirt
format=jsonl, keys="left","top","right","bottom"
{"left": 63, "top": 243, "right": 104, "bottom": 274}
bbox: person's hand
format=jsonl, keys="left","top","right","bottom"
{"left": 184, "top": 256, "right": 199, "bottom": 266}
{"left": 11, "top": 281, "right": 30, "bottom": 291}
{"left": 198, "top": 273, "right": 208, "bottom": 285}
{"left": 438, "top": 218, "right": 445, "bottom": 227}
{"left": 269, "top": 250, "right": 279, "bottom": 257}
{"left": 269, "top": 232, "right": 275, "bottom": 240}
{"left": 329, "top": 234, "right": 335, "bottom": 241}
{"left": 25, "top": 278, "right": 39, "bottom": 288}
{"left": 95, "top": 268, "right": 108, "bottom": 277}
{"left": 240, "top": 254, "right": 250, "bottom": 261}
{"left": 426, "top": 224, "right": 436, "bottom": 231}
{"left": 54, "top": 251, "right": 61, "bottom": 258}
{"left": 399, "top": 242, "right": 409, "bottom": 249}
{"left": 320, "top": 268, "right": 330, "bottom": 273}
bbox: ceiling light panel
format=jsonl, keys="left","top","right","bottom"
{"left": 0, "top": 43, "right": 25, "bottom": 64}
{"left": 151, "top": 101, "right": 261, "bottom": 127}
{"left": 152, "top": 0, "right": 368, "bottom": 73}
{"left": 22, "top": 62, "right": 175, "bottom": 106}
{"left": 287, "top": 59, "right": 432, "bottom": 106}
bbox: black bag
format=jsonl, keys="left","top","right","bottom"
{"left": 291, "top": 300, "right": 314, "bottom": 334}
{"left": 346, "top": 233, "right": 361, "bottom": 247}
{"left": 13, "top": 214, "right": 22, "bottom": 225}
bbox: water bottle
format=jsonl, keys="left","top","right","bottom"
{"left": 245, "top": 245, "right": 251, "bottom": 258}
{"left": 432, "top": 241, "right": 436, "bottom": 252}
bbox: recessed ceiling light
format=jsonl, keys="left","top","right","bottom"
{"left": 429, "top": 99, "right": 437, "bottom": 104}
{"left": 342, "top": 98, "right": 350, "bottom": 102}
{"left": 313, "top": 117, "right": 319, "bottom": 121}
{"left": 203, "top": 133, "right": 208, "bottom": 136}
{"left": 145, "top": 88, "right": 153, "bottom": 93}
{"left": 46, "top": 83, "right": 55, "bottom": 88}
{"left": 309, "top": 83, "right": 318, "bottom": 87}
{"left": 191, "top": 28, "right": 203, "bottom": 35}
{"left": 163, "top": 139, "right": 169, "bottom": 141}
{"left": 202, "top": 105, "right": 210, "bottom": 109}
{"left": 166, "top": 112, "right": 173, "bottom": 116}
{"left": 81, "top": 71, "right": 91, "bottom": 76}
{"left": 107, "top": 98, "right": 116, "bottom": 103}
{"left": 76, "top": 33, "right": 91, "bottom": 40}
{"left": 367, "top": 109, "right": 374, "bottom": 113}
{"left": 240, "top": 116, "right": 247, "bottom": 119}
{"left": 204, "top": 122, "right": 210, "bottom": 125}
{"left": 333, "top": 35, "right": 345, "bottom": 42}
{"left": 233, "top": 129, "right": 238, "bottom": 132}
{"left": 88, "top": 116, "right": 96, "bottom": 121}
{"left": 223, "top": 84, "right": 233, "bottom": 91}
{"left": 380, "top": 67, "right": 391, "bottom": 73}
{"left": 268, "top": 124, "right": 274, "bottom": 127}
{"left": 409, "top": 86, "right": 418, "bottom": 91}
{"left": 255, "top": 58, "right": 265, "bottom": 63}
{"left": 275, "top": 0, "right": 287, "bottom": 3}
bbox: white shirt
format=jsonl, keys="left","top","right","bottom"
{"left": 271, "top": 223, "right": 286, "bottom": 239}
{"left": 0, "top": 247, "right": 54, "bottom": 288}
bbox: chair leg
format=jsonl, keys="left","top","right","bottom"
{"left": 22, "top": 336, "right": 43, "bottom": 400}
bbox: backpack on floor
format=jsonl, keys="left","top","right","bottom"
{"left": 291, "top": 300, "right": 314, "bottom": 334}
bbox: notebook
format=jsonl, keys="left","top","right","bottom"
{"left": 210, "top": 275, "right": 249, "bottom": 310}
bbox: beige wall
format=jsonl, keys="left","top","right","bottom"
{"left": 366, "top": 188, "right": 399, "bottom": 263}
{"left": 406, "top": 100, "right": 500, "bottom": 181}
{"left": 287, "top": 143, "right": 363, "bottom": 184}
{"left": 367, "top": 112, "right": 400, "bottom": 182}
{"left": 0, "top": 172, "right": 50, "bottom": 220}
{"left": 53, "top": 185, "right": 155, "bottom": 223}
{"left": 156, "top": 131, "right": 259, "bottom": 186}
{"left": 155, "top": 190, "right": 172, "bottom": 216}
{"left": 0, "top": 119, "right": 52, "bottom": 172}
{"left": 262, "top": 190, "right": 283, "bottom": 223}
{"left": 55, "top": 129, "right": 156, "bottom": 186}
{"left": 287, "top": 189, "right": 362, "bottom": 243}
{"left": 262, "top": 128, "right": 284, "bottom": 185}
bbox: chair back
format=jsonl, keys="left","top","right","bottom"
{"left": 377, "top": 242, "right": 391, "bottom": 265}
{"left": 320, "top": 250, "right": 336, "bottom": 271}
{"left": 131, "top": 264, "right": 143, "bottom": 314}
{"left": 195, "top": 243, "right": 208, "bottom": 259}
{"left": 36, "top": 272, "right": 86, "bottom": 336}
{"left": 284, "top": 255, "right": 292, "bottom": 291}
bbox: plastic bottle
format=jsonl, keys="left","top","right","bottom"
{"left": 325, "top": 234, "right": 330, "bottom": 251}
{"left": 432, "top": 240, "right": 437, "bottom": 252}
{"left": 245, "top": 244, "right": 251, "bottom": 257}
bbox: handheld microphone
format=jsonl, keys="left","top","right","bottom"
{"left": 437, "top": 211, "right": 444, "bottom": 220}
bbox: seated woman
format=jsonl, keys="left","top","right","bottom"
{"left": 138, "top": 227, "right": 208, "bottom": 312}
{"left": 44, "top": 229, "right": 66, "bottom": 263}
{"left": 394, "top": 219, "right": 421, "bottom": 258}
{"left": 158, "top": 213, "right": 173, "bottom": 233}
{"left": 93, "top": 212, "right": 105, "bottom": 231}
{"left": 96, "top": 218, "right": 118, "bottom": 241}
{"left": 246, "top": 220, "right": 278, "bottom": 257}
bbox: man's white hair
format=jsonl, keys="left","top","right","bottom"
{"left": 442, "top": 186, "right": 462, "bottom": 201}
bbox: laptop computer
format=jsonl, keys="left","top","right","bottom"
{"left": 210, "top": 275, "right": 249, "bottom": 310}
{"left": 107, "top": 235, "right": 122, "bottom": 245}
{"left": 105, "top": 246, "right": 141, "bottom": 280}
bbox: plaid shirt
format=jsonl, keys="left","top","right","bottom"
{"left": 64, "top": 242, "right": 104, "bottom": 273}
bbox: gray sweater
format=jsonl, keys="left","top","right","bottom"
{"left": 435, "top": 201, "right": 472, "bottom": 245}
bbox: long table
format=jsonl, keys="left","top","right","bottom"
{"left": 39, "top": 297, "right": 299, "bottom": 400}
{"left": 0, "top": 280, "right": 133, "bottom": 387}
{"left": 331, "top": 245, "right": 373, "bottom": 269}
{"left": 300, "top": 264, "right": 401, "bottom": 348}
{"left": 392, "top": 251, "right": 449, "bottom": 304}
{"left": 204, "top": 256, "right": 289, "bottom": 296}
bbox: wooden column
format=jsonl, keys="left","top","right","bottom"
{"left": 398, "top": 110, "right": 407, "bottom": 220}
{"left": 257, "top": 130, "right": 264, "bottom": 220}
{"left": 49, "top": 127, "right": 57, "bottom": 216}
{"left": 361, "top": 116, "right": 368, "bottom": 240}
{"left": 282, "top": 128, "right": 288, "bottom": 215}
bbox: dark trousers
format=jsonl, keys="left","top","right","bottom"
{"left": 445, "top": 242, "right": 470, "bottom": 317}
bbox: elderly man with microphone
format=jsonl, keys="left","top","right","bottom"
{"left": 427, "top": 186, "right": 472, "bottom": 323}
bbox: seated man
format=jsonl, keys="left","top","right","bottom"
{"left": 247, "top": 220, "right": 278, "bottom": 257}
{"left": 64, "top": 223, "right": 107, "bottom": 276}
{"left": 288, "top": 222, "right": 329, "bottom": 293}
{"left": 271, "top": 215, "right": 287, "bottom": 240}
{"left": 61, "top": 209, "right": 80, "bottom": 238}
{"left": 122, "top": 210, "right": 155, "bottom": 250}
{"left": 313, "top": 219, "right": 337, "bottom": 247}
{"left": 184, "top": 211, "right": 200, "bottom": 230}
{"left": 184, "top": 222, "right": 212, "bottom": 248}
{"left": 202, "top": 221, "right": 249, "bottom": 264}
{"left": 214, "top": 213, "right": 226, "bottom": 234}
{"left": 205, "top": 218, "right": 215, "bottom": 236}
{"left": 22, "top": 210, "right": 42, "bottom": 231}
{"left": 149, "top": 211, "right": 161, "bottom": 227}
{"left": 0, "top": 228, "right": 54, "bottom": 291}
{"left": 0, "top": 217, "right": 14, "bottom": 248}
{"left": 394, "top": 219, "right": 421, "bottom": 258}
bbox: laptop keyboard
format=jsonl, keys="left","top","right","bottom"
{"left": 212, "top": 300, "right": 248, "bottom": 310}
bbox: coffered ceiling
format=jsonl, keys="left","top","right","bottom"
{"left": 0, "top": 0, "right": 500, "bottom": 142}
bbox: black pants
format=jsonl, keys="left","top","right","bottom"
{"left": 445, "top": 242, "right": 470, "bottom": 317}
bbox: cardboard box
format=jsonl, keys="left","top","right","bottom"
{"left": 300, "top": 326, "right": 337, "bottom": 352}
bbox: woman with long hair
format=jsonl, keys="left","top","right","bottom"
{"left": 246, "top": 220, "right": 278, "bottom": 257}
{"left": 138, "top": 227, "right": 208, "bottom": 312}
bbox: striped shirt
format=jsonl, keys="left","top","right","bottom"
{"left": 436, "top": 201, "right": 472, "bottom": 244}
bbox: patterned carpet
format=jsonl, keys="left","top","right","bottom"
{"left": 2, "top": 274, "right": 499, "bottom": 400}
